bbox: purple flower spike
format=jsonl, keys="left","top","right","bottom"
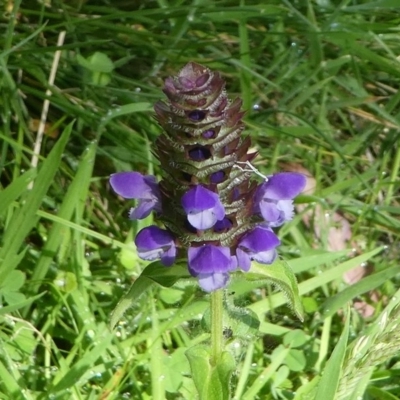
{"left": 110, "top": 172, "right": 162, "bottom": 219}
{"left": 237, "top": 226, "right": 281, "bottom": 270}
{"left": 254, "top": 172, "right": 306, "bottom": 227}
{"left": 135, "top": 226, "right": 176, "bottom": 266}
{"left": 188, "top": 245, "right": 237, "bottom": 291}
{"left": 181, "top": 185, "right": 225, "bottom": 230}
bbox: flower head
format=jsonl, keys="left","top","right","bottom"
{"left": 110, "top": 172, "right": 161, "bottom": 219}
{"left": 254, "top": 173, "right": 306, "bottom": 227}
{"left": 109, "top": 63, "right": 305, "bottom": 291}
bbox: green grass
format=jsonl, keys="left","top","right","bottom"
{"left": 1, "top": 0, "right": 400, "bottom": 399}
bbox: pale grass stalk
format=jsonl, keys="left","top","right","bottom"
{"left": 337, "top": 302, "right": 400, "bottom": 399}
{"left": 29, "top": 30, "right": 66, "bottom": 189}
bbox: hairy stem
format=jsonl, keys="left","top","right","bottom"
{"left": 210, "top": 289, "right": 224, "bottom": 365}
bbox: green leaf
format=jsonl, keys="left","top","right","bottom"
{"left": 9, "top": 322, "right": 36, "bottom": 355}
{"left": 50, "top": 328, "right": 113, "bottom": 393}
{"left": 0, "top": 293, "right": 45, "bottom": 316}
{"left": 227, "top": 306, "right": 260, "bottom": 340}
{"left": 109, "top": 261, "right": 190, "bottom": 329}
{"left": 53, "top": 271, "right": 78, "bottom": 293}
{"left": 110, "top": 274, "right": 153, "bottom": 330}
{"left": 159, "top": 287, "right": 184, "bottom": 305}
{"left": 101, "top": 102, "right": 153, "bottom": 126}
{"left": 293, "top": 375, "right": 320, "bottom": 400}
{"left": 243, "top": 345, "right": 291, "bottom": 399}
{"left": 3, "top": 291, "right": 26, "bottom": 305}
{"left": 249, "top": 247, "right": 385, "bottom": 318}
{"left": 91, "top": 71, "right": 111, "bottom": 86}
{"left": 77, "top": 52, "right": 114, "bottom": 73}
{"left": 0, "top": 270, "right": 25, "bottom": 292}
{"left": 143, "top": 261, "right": 190, "bottom": 287}
{"left": 186, "top": 346, "right": 235, "bottom": 400}
{"left": 118, "top": 240, "right": 139, "bottom": 270}
{"left": 367, "top": 386, "right": 400, "bottom": 400}
{"left": 0, "top": 123, "right": 73, "bottom": 282}
{"left": 321, "top": 264, "right": 400, "bottom": 317}
{"left": 344, "top": 0, "right": 400, "bottom": 10}
{"left": 163, "top": 348, "right": 191, "bottom": 393}
{"left": 246, "top": 260, "right": 304, "bottom": 321}
{"left": 0, "top": 169, "right": 36, "bottom": 219}
{"left": 202, "top": 299, "right": 260, "bottom": 343}
{"left": 315, "top": 308, "right": 350, "bottom": 400}
{"left": 28, "top": 141, "right": 97, "bottom": 295}
{"left": 0, "top": 360, "right": 22, "bottom": 397}
{"left": 283, "top": 329, "right": 308, "bottom": 348}
{"left": 285, "top": 349, "right": 306, "bottom": 372}
{"left": 302, "top": 296, "right": 319, "bottom": 313}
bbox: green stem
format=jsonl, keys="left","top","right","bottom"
{"left": 210, "top": 289, "right": 224, "bottom": 365}
{"left": 150, "top": 292, "right": 165, "bottom": 400}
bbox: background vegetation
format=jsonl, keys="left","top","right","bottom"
{"left": 1, "top": 0, "right": 399, "bottom": 399}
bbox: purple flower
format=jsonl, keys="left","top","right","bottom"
{"left": 213, "top": 217, "right": 233, "bottom": 233}
{"left": 237, "top": 226, "right": 281, "bottom": 271}
{"left": 181, "top": 185, "right": 225, "bottom": 230}
{"left": 188, "top": 245, "right": 237, "bottom": 291}
{"left": 210, "top": 171, "right": 225, "bottom": 184}
{"left": 135, "top": 226, "right": 176, "bottom": 266}
{"left": 110, "top": 172, "right": 161, "bottom": 219}
{"left": 254, "top": 173, "right": 306, "bottom": 227}
{"left": 188, "top": 146, "right": 211, "bottom": 161}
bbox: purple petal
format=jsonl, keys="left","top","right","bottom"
{"left": 110, "top": 172, "right": 162, "bottom": 219}
{"left": 182, "top": 186, "right": 217, "bottom": 211}
{"left": 187, "top": 209, "right": 219, "bottom": 230}
{"left": 161, "top": 245, "right": 177, "bottom": 267}
{"left": 213, "top": 217, "right": 233, "bottom": 233}
{"left": 275, "top": 200, "right": 295, "bottom": 225}
{"left": 228, "top": 255, "right": 238, "bottom": 271}
{"left": 259, "top": 199, "right": 295, "bottom": 227}
{"left": 239, "top": 226, "right": 280, "bottom": 252}
{"left": 110, "top": 172, "right": 158, "bottom": 199}
{"left": 188, "top": 146, "right": 211, "bottom": 161}
{"left": 258, "top": 201, "right": 281, "bottom": 222}
{"left": 181, "top": 186, "right": 225, "bottom": 229}
{"left": 202, "top": 129, "right": 216, "bottom": 139}
{"left": 129, "top": 198, "right": 159, "bottom": 220}
{"left": 135, "top": 226, "right": 176, "bottom": 266}
{"left": 188, "top": 110, "right": 206, "bottom": 121}
{"left": 198, "top": 273, "right": 230, "bottom": 292}
{"left": 195, "top": 73, "right": 210, "bottom": 87}
{"left": 257, "top": 173, "right": 306, "bottom": 201}
{"left": 188, "top": 245, "right": 232, "bottom": 275}
{"left": 252, "top": 248, "right": 277, "bottom": 264}
{"left": 236, "top": 248, "right": 251, "bottom": 271}
{"left": 254, "top": 173, "right": 305, "bottom": 226}
{"left": 238, "top": 226, "right": 280, "bottom": 265}
{"left": 179, "top": 76, "right": 196, "bottom": 89}
{"left": 210, "top": 171, "right": 225, "bottom": 184}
